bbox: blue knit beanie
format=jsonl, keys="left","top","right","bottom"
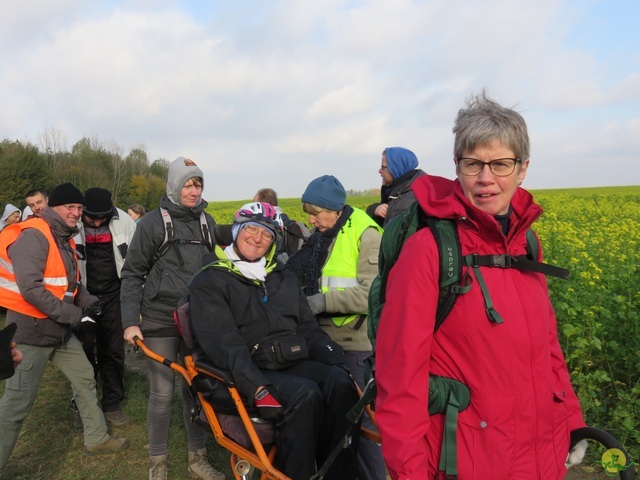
{"left": 301, "top": 175, "right": 346, "bottom": 211}
{"left": 385, "top": 147, "right": 419, "bottom": 179}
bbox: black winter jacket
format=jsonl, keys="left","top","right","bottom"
{"left": 366, "top": 169, "right": 426, "bottom": 227}
{"left": 188, "top": 248, "right": 344, "bottom": 402}
{"left": 120, "top": 195, "right": 216, "bottom": 337}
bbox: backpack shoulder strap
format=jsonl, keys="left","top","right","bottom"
{"left": 152, "top": 207, "right": 174, "bottom": 263}
{"left": 525, "top": 228, "right": 539, "bottom": 261}
{"left": 378, "top": 201, "right": 423, "bottom": 301}
{"left": 424, "top": 216, "right": 465, "bottom": 332}
{"left": 153, "top": 209, "right": 214, "bottom": 264}
{"left": 199, "top": 212, "right": 213, "bottom": 250}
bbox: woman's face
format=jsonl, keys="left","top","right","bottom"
{"left": 308, "top": 210, "right": 340, "bottom": 232}
{"left": 456, "top": 139, "right": 529, "bottom": 216}
{"left": 127, "top": 209, "right": 140, "bottom": 221}
{"left": 236, "top": 225, "right": 272, "bottom": 261}
{"left": 4, "top": 211, "right": 20, "bottom": 225}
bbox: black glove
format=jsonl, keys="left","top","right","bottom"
{"left": 254, "top": 386, "right": 283, "bottom": 422}
{"left": 74, "top": 301, "right": 102, "bottom": 337}
{"left": 82, "top": 301, "right": 103, "bottom": 319}
{"left": 0, "top": 323, "right": 18, "bottom": 380}
{"left": 75, "top": 316, "right": 97, "bottom": 338}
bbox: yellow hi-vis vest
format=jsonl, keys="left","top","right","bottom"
{"left": 320, "top": 208, "right": 382, "bottom": 327}
{"left": 0, "top": 218, "right": 77, "bottom": 318}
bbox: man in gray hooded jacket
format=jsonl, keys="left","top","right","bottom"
{"left": 120, "top": 157, "right": 225, "bottom": 480}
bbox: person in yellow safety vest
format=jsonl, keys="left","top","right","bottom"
{"left": 286, "top": 174, "right": 387, "bottom": 480}
{"left": 0, "top": 183, "right": 129, "bottom": 472}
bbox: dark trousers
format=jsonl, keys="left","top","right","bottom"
{"left": 76, "top": 290, "right": 125, "bottom": 412}
{"left": 262, "top": 361, "right": 360, "bottom": 480}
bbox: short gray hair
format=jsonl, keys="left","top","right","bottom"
{"left": 453, "top": 89, "right": 530, "bottom": 161}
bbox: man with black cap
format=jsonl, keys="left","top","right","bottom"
{"left": 0, "top": 183, "right": 129, "bottom": 470}
{"left": 75, "top": 187, "right": 137, "bottom": 428}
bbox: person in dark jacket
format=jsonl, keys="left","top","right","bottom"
{"left": 74, "top": 187, "right": 138, "bottom": 429}
{"left": 0, "top": 183, "right": 129, "bottom": 470}
{"left": 189, "top": 202, "right": 359, "bottom": 480}
{"left": 121, "top": 158, "right": 224, "bottom": 480}
{"left": 366, "top": 146, "right": 426, "bottom": 227}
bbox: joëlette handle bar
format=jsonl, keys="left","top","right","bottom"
{"left": 133, "top": 336, "right": 192, "bottom": 387}
{"left": 570, "top": 426, "right": 636, "bottom": 479}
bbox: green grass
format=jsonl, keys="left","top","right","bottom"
{"left": 0, "top": 322, "right": 233, "bottom": 480}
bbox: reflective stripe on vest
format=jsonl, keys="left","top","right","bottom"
{"left": 0, "top": 218, "right": 77, "bottom": 318}
{"left": 320, "top": 208, "right": 382, "bottom": 327}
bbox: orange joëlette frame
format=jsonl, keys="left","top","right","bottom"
{"left": 133, "top": 337, "right": 382, "bottom": 480}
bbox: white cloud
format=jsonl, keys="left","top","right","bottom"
{"left": 0, "top": 0, "right": 638, "bottom": 200}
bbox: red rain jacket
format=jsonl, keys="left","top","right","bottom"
{"left": 375, "top": 175, "right": 585, "bottom": 480}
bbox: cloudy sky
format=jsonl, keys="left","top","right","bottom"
{"left": 1, "top": 1, "right": 638, "bottom": 201}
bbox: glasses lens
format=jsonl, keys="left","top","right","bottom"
{"left": 458, "top": 159, "right": 482, "bottom": 175}
{"left": 245, "top": 225, "right": 273, "bottom": 240}
{"left": 458, "top": 158, "right": 518, "bottom": 176}
{"left": 490, "top": 159, "right": 517, "bottom": 176}
{"left": 64, "top": 205, "right": 83, "bottom": 212}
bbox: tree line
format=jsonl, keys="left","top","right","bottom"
{"left": 0, "top": 130, "right": 170, "bottom": 212}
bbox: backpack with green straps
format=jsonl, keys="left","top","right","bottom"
{"left": 358, "top": 201, "right": 569, "bottom": 478}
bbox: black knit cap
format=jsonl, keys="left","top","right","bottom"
{"left": 48, "top": 183, "right": 85, "bottom": 207}
{"left": 84, "top": 188, "right": 115, "bottom": 218}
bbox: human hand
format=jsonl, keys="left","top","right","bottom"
{"left": 124, "top": 326, "right": 143, "bottom": 345}
{"left": 10, "top": 341, "right": 23, "bottom": 368}
{"left": 374, "top": 204, "right": 388, "bottom": 218}
{"left": 254, "top": 386, "right": 283, "bottom": 422}
{"left": 306, "top": 293, "right": 326, "bottom": 316}
{"left": 565, "top": 439, "right": 588, "bottom": 468}
{"left": 82, "top": 301, "right": 103, "bottom": 319}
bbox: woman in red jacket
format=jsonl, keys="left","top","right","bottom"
{"left": 375, "top": 91, "right": 587, "bottom": 480}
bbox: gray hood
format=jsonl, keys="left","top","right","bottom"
{"left": 1, "top": 203, "right": 20, "bottom": 231}
{"left": 166, "top": 156, "right": 205, "bottom": 206}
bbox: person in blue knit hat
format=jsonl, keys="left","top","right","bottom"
{"left": 366, "top": 147, "right": 426, "bottom": 227}
{"left": 287, "top": 174, "right": 387, "bottom": 479}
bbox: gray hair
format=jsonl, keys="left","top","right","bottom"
{"left": 453, "top": 89, "right": 530, "bottom": 161}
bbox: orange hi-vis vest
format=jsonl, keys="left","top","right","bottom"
{"left": 0, "top": 218, "right": 78, "bottom": 318}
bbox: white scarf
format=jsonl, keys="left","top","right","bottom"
{"left": 224, "top": 244, "right": 267, "bottom": 281}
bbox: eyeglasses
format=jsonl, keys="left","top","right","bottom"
{"left": 243, "top": 225, "right": 274, "bottom": 241}
{"left": 457, "top": 158, "right": 521, "bottom": 177}
{"left": 62, "top": 205, "right": 84, "bottom": 212}
{"left": 380, "top": 165, "right": 388, "bottom": 170}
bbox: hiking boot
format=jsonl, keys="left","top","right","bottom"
{"left": 104, "top": 409, "right": 132, "bottom": 427}
{"left": 188, "top": 448, "right": 226, "bottom": 480}
{"left": 83, "top": 435, "right": 130, "bottom": 455}
{"left": 149, "top": 454, "right": 169, "bottom": 480}
{"left": 73, "top": 410, "right": 84, "bottom": 432}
